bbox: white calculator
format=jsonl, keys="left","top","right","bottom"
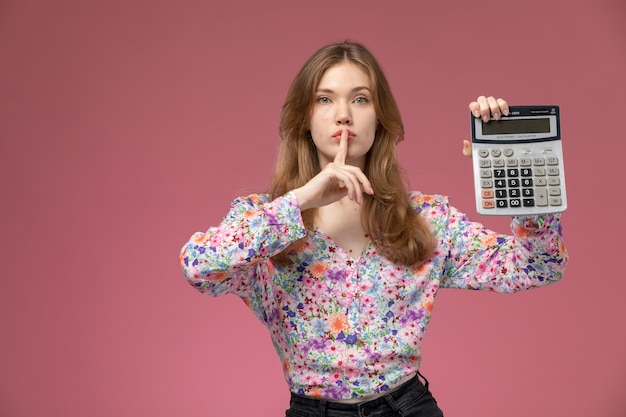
{"left": 471, "top": 105, "right": 567, "bottom": 216}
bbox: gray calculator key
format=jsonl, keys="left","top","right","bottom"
{"left": 520, "top": 158, "right": 532, "bottom": 166}
{"left": 533, "top": 157, "right": 545, "bottom": 166}
{"left": 548, "top": 177, "right": 560, "bottom": 186}
{"left": 493, "top": 159, "right": 505, "bottom": 168}
{"left": 481, "top": 179, "right": 493, "bottom": 188}
{"left": 536, "top": 177, "right": 547, "bottom": 186}
{"left": 536, "top": 189, "right": 549, "bottom": 206}
{"left": 506, "top": 158, "right": 518, "bottom": 166}
{"left": 547, "top": 157, "right": 559, "bottom": 165}
{"left": 547, "top": 167, "right": 560, "bottom": 176}
{"left": 549, "top": 197, "right": 563, "bottom": 206}
{"left": 479, "top": 159, "right": 492, "bottom": 168}
{"left": 480, "top": 170, "right": 492, "bottom": 178}
{"left": 491, "top": 149, "right": 502, "bottom": 157}
{"left": 534, "top": 167, "right": 546, "bottom": 176}
{"left": 479, "top": 149, "right": 490, "bottom": 158}
{"left": 503, "top": 149, "right": 514, "bottom": 157}
{"left": 549, "top": 188, "right": 561, "bottom": 196}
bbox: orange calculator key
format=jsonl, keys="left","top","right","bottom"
{"left": 481, "top": 190, "right": 494, "bottom": 199}
{"left": 482, "top": 200, "right": 495, "bottom": 209}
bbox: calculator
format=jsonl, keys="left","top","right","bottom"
{"left": 470, "top": 105, "right": 567, "bottom": 216}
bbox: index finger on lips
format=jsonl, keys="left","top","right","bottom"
{"left": 334, "top": 129, "right": 348, "bottom": 165}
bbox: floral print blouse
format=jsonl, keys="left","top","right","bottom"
{"left": 180, "top": 191, "right": 567, "bottom": 399}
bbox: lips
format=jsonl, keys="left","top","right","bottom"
{"left": 332, "top": 129, "right": 356, "bottom": 140}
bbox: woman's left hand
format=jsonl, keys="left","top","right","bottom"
{"left": 463, "top": 96, "right": 510, "bottom": 157}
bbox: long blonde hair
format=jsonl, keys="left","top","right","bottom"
{"left": 270, "top": 41, "right": 434, "bottom": 266}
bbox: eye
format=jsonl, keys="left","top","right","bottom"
{"left": 317, "top": 96, "right": 331, "bottom": 104}
{"left": 354, "top": 96, "right": 369, "bottom": 104}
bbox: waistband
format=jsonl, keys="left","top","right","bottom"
{"left": 289, "top": 371, "right": 429, "bottom": 413}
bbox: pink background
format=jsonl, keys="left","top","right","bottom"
{"left": 1, "top": 0, "right": 625, "bottom": 416}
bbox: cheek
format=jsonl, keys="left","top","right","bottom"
{"left": 365, "top": 116, "right": 379, "bottom": 137}
{"left": 309, "top": 112, "right": 330, "bottom": 133}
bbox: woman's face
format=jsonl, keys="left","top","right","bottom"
{"left": 309, "top": 62, "right": 377, "bottom": 169}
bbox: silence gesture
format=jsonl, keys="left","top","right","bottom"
{"left": 294, "top": 129, "right": 374, "bottom": 211}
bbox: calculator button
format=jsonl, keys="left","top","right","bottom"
{"left": 549, "top": 188, "right": 561, "bottom": 196}
{"left": 509, "top": 189, "right": 521, "bottom": 198}
{"left": 520, "top": 158, "right": 532, "bottom": 166}
{"left": 506, "top": 158, "right": 518, "bottom": 167}
{"left": 495, "top": 179, "right": 507, "bottom": 188}
{"left": 503, "top": 149, "right": 514, "bottom": 157}
{"left": 482, "top": 190, "right": 494, "bottom": 198}
{"left": 494, "top": 169, "right": 506, "bottom": 178}
{"left": 482, "top": 200, "right": 495, "bottom": 209}
{"left": 549, "top": 197, "right": 563, "bottom": 206}
{"left": 533, "top": 157, "right": 545, "bottom": 166}
{"left": 523, "top": 199, "right": 535, "bottom": 207}
{"left": 534, "top": 168, "right": 546, "bottom": 176}
{"left": 481, "top": 179, "right": 493, "bottom": 188}
{"left": 493, "top": 159, "right": 505, "bottom": 168}
{"left": 522, "top": 188, "right": 534, "bottom": 197}
{"left": 521, "top": 178, "right": 533, "bottom": 187}
{"left": 548, "top": 177, "right": 560, "bottom": 186}
{"left": 521, "top": 168, "right": 533, "bottom": 177}
{"left": 509, "top": 199, "right": 521, "bottom": 208}
{"left": 547, "top": 167, "right": 560, "bottom": 176}
{"left": 480, "top": 170, "right": 492, "bottom": 178}
{"left": 478, "top": 149, "right": 490, "bottom": 158}
{"left": 507, "top": 169, "right": 519, "bottom": 177}
{"left": 536, "top": 189, "right": 548, "bottom": 206}
{"left": 495, "top": 189, "right": 507, "bottom": 198}
{"left": 491, "top": 149, "right": 502, "bottom": 157}
{"left": 508, "top": 179, "right": 520, "bottom": 187}
{"left": 496, "top": 200, "right": 508, "bottom": 208}
{"left": 479, "top": 159, "right": 492, "bottom": 168}
{"left": 547, "top": 157, "right": 559, "bottom": 165}
{"left": 535, "top": 178, "right": 547, "bottom": 187}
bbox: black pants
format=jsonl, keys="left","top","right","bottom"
{"left": 285, "top": 372, "right": 444, "bottom": 417}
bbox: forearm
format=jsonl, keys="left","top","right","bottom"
{"left": 444, "top": 212, "right": 568, "bottom": 293}
{"left": 180, "top": 192, "right": 307, "bottom": 291}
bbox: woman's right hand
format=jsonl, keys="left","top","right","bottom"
{"left": 294, "top": 129, "right": 374, "bottom": 211}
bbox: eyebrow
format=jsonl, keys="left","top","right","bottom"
{"left": 316, "top": 86, "right": 372, "bottom": 94}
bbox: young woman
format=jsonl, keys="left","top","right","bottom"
{"left": 180, "top": 41, "right": 568, "bottom": 417}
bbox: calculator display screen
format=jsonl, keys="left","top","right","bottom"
{"left": 482, "top": 118, "right": 551, "bottom": 135}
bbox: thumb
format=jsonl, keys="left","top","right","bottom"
{"left": 462, "top": 140, "right": 472, "bottom": 157}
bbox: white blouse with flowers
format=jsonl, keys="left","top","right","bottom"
{"left": 180, "top": 191, "right": 567, "bottom": 399}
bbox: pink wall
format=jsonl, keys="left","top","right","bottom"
{"left": 1, "top": 0, "right": 624, "bottom": 416}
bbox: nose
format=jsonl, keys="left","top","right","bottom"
{"left": 335, "top": 102, "right": 352, "bottom": 125}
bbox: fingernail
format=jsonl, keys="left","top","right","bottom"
{"left": 493, "top": 112, "right": 500, "bottom": 120}
{"left": 482, "top": 115, "right": 490, "bottom": 123}
{"left": 473, "top": 110, "right": 480, "bottom": 117}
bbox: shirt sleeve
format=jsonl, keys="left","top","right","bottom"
{"left": 179, "top": 192, "right": 307, "bottom": 298}
{"left": 433, "top": 196, "right": 568, "bottom": 293}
